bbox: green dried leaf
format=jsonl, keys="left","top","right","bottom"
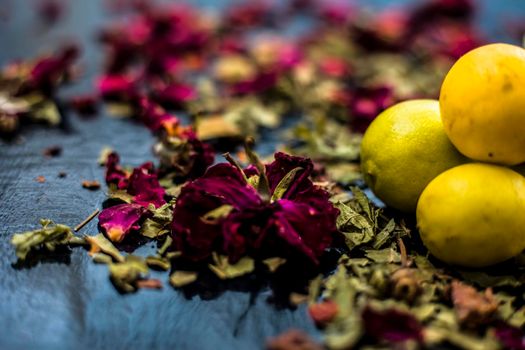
{"left": 106, "top": 102, "right": 133, "bottom": 118}
{"left": 322, "top": 265, "right": 363, "bottom": 349}
{"left": 31, "top": 100, "right": 60, "bottom": 125}
{"left": 351, "top": 187, "right": 373, "bottom": 221}
{"left": 157, "top": 236, "right": 173, "bottom": 257}
{"left": 165, "top": 251, "right": 182, "bottom": 259}
{"left": 411, "top": 303, "right": 443, "bottom": 322}
{"left": 222, "top": 98, "right": 281, "bottom": 136}
{"left": 109, "top": 255, "right": 149, "bottom": 293}
{"left": 262, "top": 257, "right": 287, "bottom": 273}
{"left": 247, "top": 175, "right": 259, "bottom": 189}
{"left": 200, "top": 204, "right": 234, "bottom": 224}
{"left": 271, "top": 167, "right": 302, "bottom": 202}
{"left": 208, "top": 253, "right": 255, "bottom": 280}
{"left": 425, "top": 327, "right": 501, "bottom": 350}
{"left": 334, "top": 201, "right": 375, "bottom": 250}
{"left": 140, "top": 200, "right": 175, "bottom": 238}
{"left": 371, "top": 219, "right": 396, "bottom": 249}
{"left": 507, "top": 306, "right": 525, "bottom": 328}
{"left": 92, "top": 253, "right": 113, "bottom": 264}
{"left": 364, "top": 248, "right": 401, "bottom": 264}
{"left": 164, "top": 185, "right": 183, "bottom": 198}
{"left": 11, "top": 219, "right": 74, "bottom": 260}
{"left": 308, "top": 275, "right": 323, "bottom": 304}
{"left": 170, "top": 271, "right": 198, "bottom": 287}
{"left": 494, "top": 293, "right": 516, "bottom": 321}
{"left": 107, "top": 189, "right": 133, "bottom": 204}
{"left": 289, "top": 117, "right": 361, "bottom": 162}
{"left": 85, "top": 233, "right": 124, "bottom": 263}
{"left": 145, "top": 256, "right": 171, "bottom": 271}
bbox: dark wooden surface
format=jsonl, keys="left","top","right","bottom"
{"left": 1, "top": 1, "right": 525, "bottom": 349}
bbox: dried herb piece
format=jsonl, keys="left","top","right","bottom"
{"left": 170, "top": 271, "right": 198, "bottom": 288}
{"left": 35, "top": 176, "right": 46, "bottom": 183}
{"left": 323, "top": 265, "right": 363, "bottom": 350}
{"left": 140, "top": 201, "right": 175, "bottom": 238}
{"left": 82, "top": 180, "right": 101, "bottom": 190}
{"left": 11, "top": 219, "right": 74, "bottom": 260}
{"left": 262, "top": 257, "right": 287, "bottom": 273}
{"left": 145, "top": 256, "right": 171, "bottom": 271}
{"left": 108, "top": 255, "right": 149, "bottom": 293}
{"left": 334, "top": 200, "right": 375, "bottom": 249}
{"left": 208, "top": 253, "right": 255, "bottom": 280}
{"left": 451, "top": 280, "right": 498, "bottom": 327}
{"left": 85, "top": 233, "right": 124, "bottom": 263}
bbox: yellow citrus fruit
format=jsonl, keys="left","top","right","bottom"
{"left": 417, "top": 163, "right": 525, "bottom": 267}
{"left": 440, "top": 43, "right": 525, "bottom": 165}
{"left": 360, "top": 99, "right": 466, "bottom": 212}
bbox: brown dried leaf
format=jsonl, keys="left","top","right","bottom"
{"left": 451, "top": 280, "right": 498, "bottom": 327}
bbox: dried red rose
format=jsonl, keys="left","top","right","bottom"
{"left": 127, "top": 166, "right": 166, "bottom": 208}
{"left": 153, "top": 82, "right": 197, "bottom": 108}
{"left": 171, "top": 152, "right": 339, "bottom": 264}
{"left": 105, "top": 152, "right": 129, "bottom": 189}
{"left": 104, "top": 151, "right": 166, "bottom": 208}
{"left": 97, "top": 74, "right": 138, "bottom": 100}
{"left": 28, "top": 44, "right": 79, "bottom": 95}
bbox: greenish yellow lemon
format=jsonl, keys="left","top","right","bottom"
{"left": 417, "top": 163, "right": 525, "bottom": 267}
{"left": 360, "top": 99, "right": 466, "bottom": 212}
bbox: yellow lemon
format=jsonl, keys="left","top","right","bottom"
{"left": 440, "top": 43, "right": 525, "bottom": 165}
{"left": 417, "top": 163, "right": 525, "bottom": 267}
{"left": 360, "top": 99, "right": 466, "bottom": 212}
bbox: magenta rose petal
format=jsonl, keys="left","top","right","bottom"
{"left": 99, "top": 203, "right": 148, "bottom": 243}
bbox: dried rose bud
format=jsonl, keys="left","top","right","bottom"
{"left": 390, "top": 268, "right": 422, "bottom": 303}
